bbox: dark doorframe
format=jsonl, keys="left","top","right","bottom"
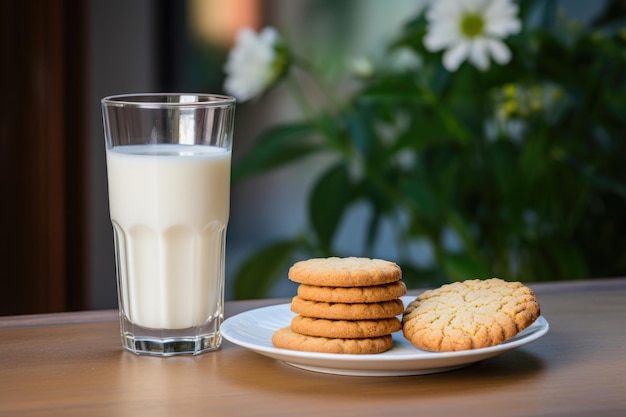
{"left": 0, "top": 0, "right": 88, "bottom": 315}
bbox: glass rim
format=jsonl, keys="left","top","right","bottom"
{"left": 101, "top": 93, "right": 236, "bottom": 108}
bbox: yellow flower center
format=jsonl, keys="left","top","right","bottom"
{"left": 461, "top": 13, "right": 485, "bottom": 38}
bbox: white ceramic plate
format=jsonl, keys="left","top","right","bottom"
{"left": 221, "top": 296, "right": 549, "bottom": 376}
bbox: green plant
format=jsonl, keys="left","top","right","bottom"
{"left": 224, "top": 0, "right": 626, "bottom": 299}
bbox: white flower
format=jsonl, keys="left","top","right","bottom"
{"left": 223, "top": 27, "right": 285, "bottom": 102}
{"left": 424, "top": 0, "right": 521, "bottom": 72}
{"left": 388, "top": 47, "right": 422, "bottom": 72}
{"left": 350, "top": 56, "right": 375, "bottom": 78}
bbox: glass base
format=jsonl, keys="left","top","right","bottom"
{"left": 119, "top": 315, "right": 222, "bottom": 356}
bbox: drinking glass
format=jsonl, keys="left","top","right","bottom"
{"left": 101, "top": 93, "right": 235, "bottom": 356}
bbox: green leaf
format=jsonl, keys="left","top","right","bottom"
{"left": 546, "top": 240, "right": 589, "bottom": 280}
{"left": 364, "top": 207, "right": 382, "bottom": 254}
{"left": 401, "top": 178, "right": 439, "bottom": 220}
{"left": 589, "top": 0, "right": 626, "bottom": 29}
{"left": 539, "top": 0, "right": 558, "bottom": 30}
{"left": 232, "top": 240, "right": 300, "bottom": 299}
{"left": 446, "top": 210, "right": 479, "bottom": 257}
{"left": 564, "top": 155, "right": 626, "bottom": 199}
{"left": 490, "top": 141, "right": 519, "bottom": 200}
{"left": 520, "top": 134, "right": 549, "bottom": 183}
{"left": 232, "top": 123, "right": 322, "bottom": 184}
{"left": 310, "top": 162, "right": 351, "bottom": 250}
{"left": 442, "top": 253, "right": 491, "bottom": 282}
{"left": 342, "top": 107, "right": 372, "bottom": 157}
{"left": 394, "top": 112, "right": 457, "bottom": 151}
{"left": 315, "top": 111, "right": 345, "bottom": 149}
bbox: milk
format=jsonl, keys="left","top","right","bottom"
{"left": 106, "top": 144, "right": 231, "bottom": 330}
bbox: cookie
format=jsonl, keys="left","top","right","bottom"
{"left": 291, "top": 316, "right": 401, "bottom": 339}
{"left": 297, "top": 281, "right": 407, "bottom": 303}
{"left": 402, "top": 278, "right": 540, "bottom": 352}
{"left": 291, "top": 296, "right": 404, "bottom": 320}
{"left": 271, "top": 327, "right": 394, "bottom": 354}
{"left": 288, "top": 257, "right": 401, "bottom": 287}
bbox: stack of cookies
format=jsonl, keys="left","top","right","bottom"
{"left": 272, "top": 257, "right": 406, "bottom": 354}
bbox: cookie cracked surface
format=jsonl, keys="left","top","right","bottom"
{"left": 402, "top": 278, "right": 540, "bottom": 352}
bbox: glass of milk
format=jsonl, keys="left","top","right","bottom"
{"left": 101, "top": 93, "right": 235, "bottom": 356}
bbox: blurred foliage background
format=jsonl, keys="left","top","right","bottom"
{"left": 226, "top": 0, "right": 626, "bottom": 299}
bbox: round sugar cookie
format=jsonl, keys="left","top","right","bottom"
{"left": 290, "top": 316, "right": 401, "bottom": 339}
{"left": 402, "top": 278, "right": 540, "bottom": 352}
{"left": 271, "top": 327, "right": 393, "bottom": 354}
{"left": 291, "top": 296, "right": 404, "bottom": 320}
{"left": 288, "top": 257, "right": 402, "bottom": 287}
{"left": 297, "top": 281, "right": 407, "bottom": 303}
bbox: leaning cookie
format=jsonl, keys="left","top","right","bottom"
{"left": 272, "top": 327, "right": 394, "bottom": 354}
{"left": 290, "top": 316, "right": 401, "bottom": 339}
{"left": 402, "top": 278, "right": 540, "bottom": 352}
{"left": 288, "top": 257, "right": 402, "bottom": 287}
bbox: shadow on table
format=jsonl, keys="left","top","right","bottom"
{"left": 221, "top": 347, "right": 546, "bottom": 400}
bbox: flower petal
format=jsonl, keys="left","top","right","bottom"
{"left": 486, "top": 17, "right": 521, "bottom": 37}
{"left": 424, "top": 25, "right": 460, "bottom": 51}
{"left": 259, "top": 27, "right": 280, "bottom": 44}
{"left": 468, "top": 39, "right": 490, "bottom": 71}
{"left": 443, "top": 42, "right": 471, "bottom": 71}
{"left": 486, "top": 38, "right": 512, "bottom": 65}
{"left": 484, "top": 0, "right": 521, "bottom": 36}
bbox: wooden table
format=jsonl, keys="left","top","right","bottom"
{"left": 1, "top": 279, "right": 626, "bottom": 417}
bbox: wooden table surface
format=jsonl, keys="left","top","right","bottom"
{"left": 1, "top": 279, "right": 626, "bottom": 417}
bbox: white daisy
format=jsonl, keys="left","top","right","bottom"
{"left": 223, "top": 27, "right": 286, "bottom": 102}
{"left": 423, "top": 0, "right": 521, "bottom": 72}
